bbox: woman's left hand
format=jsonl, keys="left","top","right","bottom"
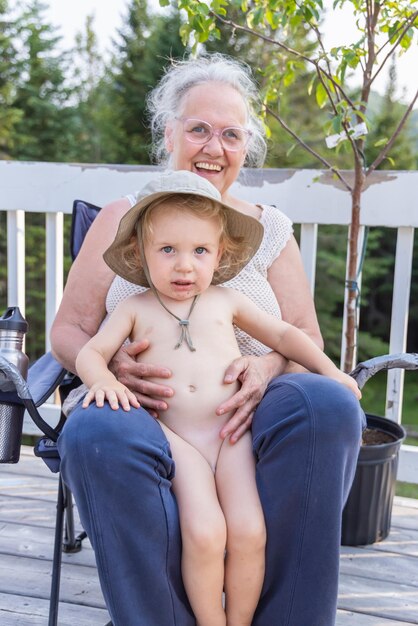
{"left": 217, "top": 352, "right": 287, "bottom": 443}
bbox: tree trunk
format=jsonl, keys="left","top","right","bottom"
{"left": 344, "top": 165, "right": 365, "bottom": 372}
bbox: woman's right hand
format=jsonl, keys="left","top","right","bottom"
{"left": 109, "top": 338, "right": 174, "bottom": 417}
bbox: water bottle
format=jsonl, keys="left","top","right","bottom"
{"left": 0, "top": 307, "right": 29, "bottom": 463}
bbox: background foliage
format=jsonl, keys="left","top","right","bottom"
{"left": 0, "top": 0, "right": 417, "bottom": 417}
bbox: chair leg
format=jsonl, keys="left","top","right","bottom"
{"left": 48, "top": 475, "right": 65, "bottom": 626}
{"left": 49, "top": 477, "right": 107, "bottom": 625}
{"left": 62, "top": 484, "right": 87, "bottom": 552}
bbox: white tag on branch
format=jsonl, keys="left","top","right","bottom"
{"left": 325, "top": 122, "right": 368, "bottom": 149}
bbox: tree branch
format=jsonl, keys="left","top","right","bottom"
{"left": 366, "top": 87, "right": 418, "bottom": 175}
{"left": 312, "top": 67, "right": 365, "bottom": 166}
{"left": 307, "top": 16, "right": 366, "bottom": 164}
{"left": 208, "top": 8, "right": 355, "bottom": 108}
{"left": 375, "top": 9, "right": 418, "bottom": 58}
{"left": 306, "top": 19, "right": 341, "bottom": 103}
{"left": 209, "top": 9, "right": 311, "bottom": 64}
{"left": 371, "top": 10, "right": 418, "bottom": 87}
{"left": 265, "top": 106, "right": 353, "bottom": 192}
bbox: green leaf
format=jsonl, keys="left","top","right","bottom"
{"left": 338, "top": 59, "right": 347, "bottom": 83}
{"left": 374, "top": 138, "right": 388, "bottom": 147}
{"left": 283, "top": 68, "right": 295, "bottom": 87}
{"left": 212, "top": 0, "right": 229, "bottom": 11}
{"left": 265, "top": 9, "right": 280, "bottom": 30}
{"left": 211, "top": 26, "right": 221, "bottom": 40}
{"left": 315, "top": 82, "right": 328, "bottom": 108}
{"left": 307, "top": 75, "right": 316, "bottom": 96}
{"left": 343, "top": 50, "right": 360, "bottom": 69}
{"left": 332, "top": 114, "right": 343, "bottom": 133}
{"left": 399, "top": 31, "right": 413, "bottom": 50}
{"left": 253, "top": 7, "right": 265, "bottom": 26}
{"left": 196, "top": 3, "right": 210, "bottom": 15}
{"left": 179, "top": 23, "right": 190, "bottom": 46}
{"left": 354, "top": 110, "right": 367, "bottom": 122}
{"left": 264, "top": 122, "right": 272, "bottom": 139}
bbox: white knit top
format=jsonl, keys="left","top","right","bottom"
{"left": 105, "top": 201, "right": 293, "bottom": 356}
{"left": 63, "top": 199, "right": 293, "bottom": 415}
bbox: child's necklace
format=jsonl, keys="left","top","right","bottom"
{"left": 154, "top": 293, "right": 200, "bottom": 352}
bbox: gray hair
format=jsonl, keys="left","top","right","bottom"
{"left": 147, "top": 53, "right": 267, "bottom": 168}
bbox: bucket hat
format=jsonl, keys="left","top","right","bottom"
{"left": 103, "top": 170, "right": 264, "bottom": 287}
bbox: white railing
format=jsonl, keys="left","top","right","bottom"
{"left": 1, "top": 161, "right": 417, "bottom": 483}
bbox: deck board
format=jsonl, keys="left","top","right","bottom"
{"left": 1, "top": 447, "right": 417, "bottom": 625}
{"left": 0, "top": 591, "right": 109, "bottom": 626}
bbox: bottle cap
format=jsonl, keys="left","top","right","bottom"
{"left": 0, "top": 307, "right": 29, "bottom": 333}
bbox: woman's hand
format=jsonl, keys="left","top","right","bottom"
{"left": 217, "top": 352, "right": 287, "bottom": 444}
{"left": 109, "top": 338, "right": 174, "bottom": 417}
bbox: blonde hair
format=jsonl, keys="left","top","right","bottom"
{"left": 121, "top": 194, "right": 253, "bottom": 284}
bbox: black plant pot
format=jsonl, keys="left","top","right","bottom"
{"left": 341, "top": 413, "right": 406, "bottom": 546}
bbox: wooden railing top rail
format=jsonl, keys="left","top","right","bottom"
{"left": 1, "top": 161, "right": 418, "bottom": 226}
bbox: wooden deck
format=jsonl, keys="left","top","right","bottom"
{"left": 0, "top": 447, "right": 417, "bottom": 626}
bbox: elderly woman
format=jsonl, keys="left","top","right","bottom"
{"left": 52, "top": 53, "right": 364, "bottom": 626}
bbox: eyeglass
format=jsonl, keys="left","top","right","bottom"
{"left": 176, "top": 117, "right": 252, "bottom": 151}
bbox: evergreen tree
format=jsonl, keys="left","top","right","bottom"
{"left": 107, "top": 0, "right": 186, "bottom": 164}
{"left": 0, "top": 0, "right": 22, "bottom": 158}
{"left": 10, "top": 0, "right": 75, "bottom": 162}
{"left": 106, "top": 0, "right": 154, "bottom": 164}
{"left": 65, "top": 14, "right": 107, "bottom": 163}
{"left": 365, "top": 59, "right": 418, "bottom": 171}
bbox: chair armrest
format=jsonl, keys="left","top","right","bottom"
{"left": 0, "top": 355, "right": 59, "bottom": 441}
{"left": 350, "top": 352, "right": 418, "bottom": 389}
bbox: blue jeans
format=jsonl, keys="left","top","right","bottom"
{"left": 58, "top": 373, "right": 364, "bottom": 626}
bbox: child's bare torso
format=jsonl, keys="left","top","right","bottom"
{"left": 128, "top": 287, "right": 242, "bottom": 463}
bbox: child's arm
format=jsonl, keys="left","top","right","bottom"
{"left": 76, "top": 299, "right": 140, "bottom": 411}
{"left": 230, "top": 290, "right": 361, "bottom": 399}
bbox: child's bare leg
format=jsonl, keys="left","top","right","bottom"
{"left": 216, "top": 431, "right": 266, "bottom": 626}
{"left": 158, "top": 421, "right": 227, "bottom": 626}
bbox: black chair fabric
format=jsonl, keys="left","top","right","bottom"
{"left": 70, "top": 199, "right": 102, "bottom": 261}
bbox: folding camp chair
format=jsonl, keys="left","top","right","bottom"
{"left": 0, "top": 199, "right": 113, "bottom": 626}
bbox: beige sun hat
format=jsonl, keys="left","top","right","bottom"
{"left": 103, "top": 170, "right": 264, "bottom": 287}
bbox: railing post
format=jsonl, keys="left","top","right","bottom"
{"left": 386, "top": 226, "right": 415, "bottom": 423}
{"left": 7, "top": 210, "right": 25, "bottom": 314}
{"left": 299, "top": 223, "right": 318, "bottom": 297}
{"left": 45, "top": 212, "right": 64, "bottom": 353}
